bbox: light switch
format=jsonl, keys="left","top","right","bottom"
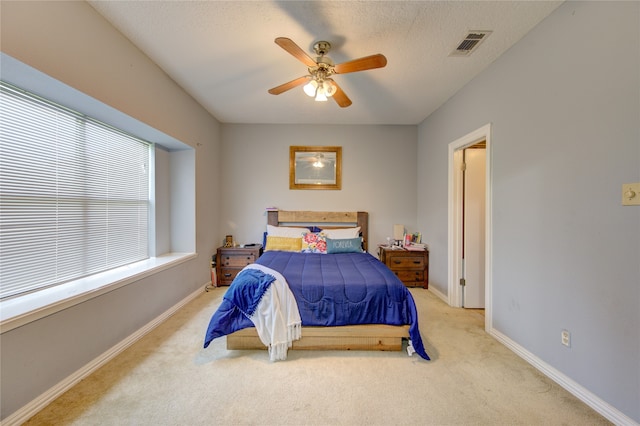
{"left": 622, "top": 182, "right": 640, "bottom": 206}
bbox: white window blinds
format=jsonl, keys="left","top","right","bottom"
{"left": 0, "top": 82, "right": 150, "bottom": 299}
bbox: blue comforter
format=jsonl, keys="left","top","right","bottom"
{"left": 204, "top": 251, "right": 429, "bottom": 360}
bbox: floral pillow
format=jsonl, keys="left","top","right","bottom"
{"left": 301, "top": 232, "right": 327, "bottom": 254}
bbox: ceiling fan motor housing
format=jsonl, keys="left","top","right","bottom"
{"left": 313, "top": 41, "right": 331, "bottom": 56}
{"left": 312, "top": 41, "right": 335, "bottom": 71}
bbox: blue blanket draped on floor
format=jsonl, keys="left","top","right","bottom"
{"left": 204, "top": 269, "right": 274, "bottom": 347}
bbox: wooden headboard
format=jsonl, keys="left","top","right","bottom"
{"left": 267, "top": 210, "right": 369, "bottom": 251}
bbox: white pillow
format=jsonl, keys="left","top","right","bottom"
{"left": 266, "top": 224, "right": 308, "bottom": 238}
{"left": 323, "top": 227, "right": 361, "bottom": 239}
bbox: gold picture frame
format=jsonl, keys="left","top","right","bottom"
{"left": 289, "top": 146, "right": 342, "bottom": 190}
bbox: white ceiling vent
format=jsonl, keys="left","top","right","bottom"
{"left": 450, "top": 31, "right": 492, "bottom": 57}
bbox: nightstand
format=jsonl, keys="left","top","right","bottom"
{"left": 378, "top": 246, "right": 429, "bottom": 289}
{"left": 216, "top": 245, "right": 263, "bottom": 286}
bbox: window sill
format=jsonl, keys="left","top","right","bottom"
{"left": 0, "top": 253, "right": 197, "bottom": 333}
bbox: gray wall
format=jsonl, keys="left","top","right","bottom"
{"left": 0, "top": 1, "right": 221, "bottom": 420}
{"left": 1, "top": 0, "right": 638, "bottom": 423}
{"left": 417, "top": 1, "right": 639, "bottom": 422}
{"left": 220, "top": 124, "right": 418, "bottom": 252}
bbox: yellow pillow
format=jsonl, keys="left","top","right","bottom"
{"left": 265, "top": 236, "right": 302, "bottom": 252}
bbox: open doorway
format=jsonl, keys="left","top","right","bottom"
{"left": 448, "top": 124, "right": 492, "bottom": 330}
{"left": 461, "top": 143, "right": 486, "bottom": 308}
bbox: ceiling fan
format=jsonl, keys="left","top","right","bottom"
{"left": 268, "top": 37, "right": 387, "bottom": 108}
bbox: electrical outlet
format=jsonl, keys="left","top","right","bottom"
{"left": 561, "top": 330, "right": 571, "bottom": 347}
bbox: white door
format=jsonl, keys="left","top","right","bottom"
{"left": 462, "top": 148, "right": 486, "bottom": 308}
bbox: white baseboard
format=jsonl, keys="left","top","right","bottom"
{"left": 1, "top": 287, "right": 204, "bottom": 426}
{"left": 488, "top": 327, "right": 638, "bottom": 426}
{"left": 428, "top": 286, "right": 448, "bottom": 304}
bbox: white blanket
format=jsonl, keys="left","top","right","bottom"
{"left": 242, "top": 264, "right": 302, "bottom": 361}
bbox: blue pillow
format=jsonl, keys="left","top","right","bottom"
{"left": 326, "top": 237, "right": 363, "bottom": 254}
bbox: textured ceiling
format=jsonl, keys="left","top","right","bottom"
{"left": 88, "top": 1, "right": 563, "bottom": 125}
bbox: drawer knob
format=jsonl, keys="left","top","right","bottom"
{"left": 224, "top": 273, "right": 232, "bottom": 278}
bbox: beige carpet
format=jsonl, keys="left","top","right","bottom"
{"left": 24, "top": 287, "right": 609, "bottom": 425}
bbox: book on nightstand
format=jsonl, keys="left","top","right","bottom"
{"left": 405, "top": 243, "right": 427, "bottom": 251}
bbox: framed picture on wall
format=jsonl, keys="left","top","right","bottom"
{"left": 289, "top": 146, "right": 342, "bottom": 190}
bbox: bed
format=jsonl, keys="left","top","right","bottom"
{"left": 204, "top": 210, "right": 429, "bottom": 361}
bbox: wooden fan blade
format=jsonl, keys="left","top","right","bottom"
{"left": 331, "top": 82, "right": 352, "bottom": 108}
{"left": 275, "top": 37, "right": 317, "bottom": 68}
{"left": 334, "top": 54, "right": 387, "bottom": 74}
{"left": 268, "top": 76, "right": 309, "bottom": 95}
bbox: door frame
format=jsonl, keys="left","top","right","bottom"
{"left": 447, "top": 123, "right": 492, "bottom": 330}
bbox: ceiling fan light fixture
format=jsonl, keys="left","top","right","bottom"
{"left": 324, "top": 79, "right": 337, "bottom": 97}
{"left": 303, "top": 79, "right": 318, "bottom": 97}
{"left": 304, "top": 74, "right": 333, "bottom": 101}
{"left": 314, "top": 90, "right": 328, "bottom": 102}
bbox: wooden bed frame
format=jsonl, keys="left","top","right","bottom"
{"left": 225, "top": 210, "right": 410, "bottom": 353}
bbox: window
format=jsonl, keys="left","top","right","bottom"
{"left": 0, "top": 82, "right": 151, "bottom": 299}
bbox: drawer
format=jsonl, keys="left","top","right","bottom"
{"left": 394, "top": 270, "right": 424, "bottom": 283}
{"left": 221, "top": 254, "right": 256, "bottom": 267}
{"left": 388, "top": 255, "right": 425, "bottom": 269}
{"left": 219, "top": 268, "right": 242, "bottom": 285}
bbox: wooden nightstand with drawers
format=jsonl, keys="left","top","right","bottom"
{"left": 216, "top": 245, "right": 263, "bottom": 286}
{"left": 378, "top": 246, "right": 429, "bottom": 289}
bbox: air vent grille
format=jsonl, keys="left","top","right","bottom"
{"left": 450, "top": 31, "right": 492, "bottom": 57}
